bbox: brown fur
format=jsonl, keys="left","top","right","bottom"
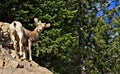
{"left": 23, "top": 27, "right": 39, "bottom": 41}
{"left": 22, "top": 19, "right": 50, "bottom": 61}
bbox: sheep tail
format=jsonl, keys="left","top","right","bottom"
{"left": 13, "top": 21, "right": 16, "bottom": 28}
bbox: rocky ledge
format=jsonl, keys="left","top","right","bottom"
{"left": 0, "top": 44, "right": 53, "bottom": 74}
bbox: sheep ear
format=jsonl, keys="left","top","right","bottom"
{"left": 34, "top": 18, "right": 39, "bottom": 26}
{"left": 34, "top": 18, "right": 38, "bottom": 23}
{"left": 45, "top": 23, "right": 50, "bottom": 28}
{"left": 38, "top": 21, "right": 41, "bottom": 23}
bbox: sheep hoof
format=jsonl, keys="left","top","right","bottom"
{"left": 14, "top": 55, "right": 19, "bottom": 59}
{"left": 18, "top": 52, "right": 23, "bottom": 57}
{"left": 21, "top": 58, "right": 26, "bottom": 61}
{"left": 28, "top": 60, "right": 32, "bottom": 62}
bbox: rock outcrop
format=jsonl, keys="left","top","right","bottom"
{"left": 0, "top": 22, "right": 53, "bottom": 74}
{"left": 0, "top": 44, "right": 53, "bottom": 74}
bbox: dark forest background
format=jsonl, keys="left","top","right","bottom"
{"left": 0, "top": 0, "right": 120, "bottom": 74}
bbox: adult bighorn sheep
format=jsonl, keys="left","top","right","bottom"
{"left": 9, "top": 18, "right": 50, "bottom": 61}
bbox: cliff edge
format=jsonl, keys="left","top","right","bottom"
{"left": 0, "top": 44, "right": 53, "bottom": 74}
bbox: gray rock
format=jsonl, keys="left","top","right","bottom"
{"left": 13, "top": 68, "right": 27, "bottom": 74}
{"left": 0, "top": 69, "right": 3, "bottom": 74}
{"left": 30, "top": 61, "right": 39, "bottom": 67}
{"left": 0, "top": 44, "right": 53, "bottom": 74}
{"left": 0, "top": 59, "right": 3, "bottom": 68}
{"left": 18, "top": 60, "right": 30, "bottom": 68}
{"left": 8, "top": 60, "right": 19, "bottom": 68}
{"left": 1, "top": 69, "right": 12, "bottom": 74}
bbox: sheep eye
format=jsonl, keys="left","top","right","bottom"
{"left": 38, "top": 29, "right": 42, "bottom": 32}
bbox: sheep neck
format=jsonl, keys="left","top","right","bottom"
{"left": 23, "top": 27, "right": 39, "bottom": 42}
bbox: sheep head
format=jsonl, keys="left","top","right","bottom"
{"left": 34, "top": 18, "right": 50, "bottom": 33}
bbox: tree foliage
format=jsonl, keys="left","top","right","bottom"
{"left": 0, "top": 0, "right": 120, "bottom": 74}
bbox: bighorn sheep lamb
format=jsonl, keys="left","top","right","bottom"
{"left": 9, "top": 18, "right": 50, "bottom": 61}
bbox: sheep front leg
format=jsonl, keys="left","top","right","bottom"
{"left": 21, "top": 46, "right": 26, "bottom": 61}
{"left": 28, "top": 39, "right": 32, "bottom": 61}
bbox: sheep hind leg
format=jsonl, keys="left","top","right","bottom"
{"left": 10, "top": 33, "right": 18, "bottom": 58}
{"left": 12, "top": 40, "right": 19, "bottom": 58}
{"left": 17, "top": 32, "right": 23, "bottom": 57}
{"left": 18, "top": 39, "right": 23, "bottom": 57}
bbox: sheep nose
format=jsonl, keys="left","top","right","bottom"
{"left": 39, "top": 29, "right": 42, "bottom": 32}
